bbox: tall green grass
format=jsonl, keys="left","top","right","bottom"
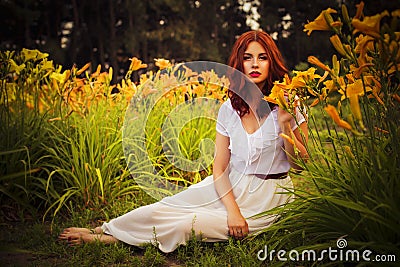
{"left": 0, "top": 50, "right": 53, "bottom": 217}
{"left": 40, "top": 101, "right": 139, "bottom": 220}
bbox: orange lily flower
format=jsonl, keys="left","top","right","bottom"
{"left": 304, "top": 8, "right": 337, "bottom": 35}
{"left": 76, "top": 63, "right": 91, "bottom": 75}
{"left": 308, "top": 56, "right": 331, "bottom": 72}
{"left": 324, "top": 104, "right": 352, "bottom": 130}
{"left": 155, "top": 58, "right": 172, "bottom": 70}
{"left": 354, "top": 1, "right": 365, "bottom": 19}
{"left": 352, "top": 63, "right": 374, "bottom": 78}
{"left": 352, "top": 11, "right": 389, "bottom": 38}
{"left": 129, "top": 57, "right": 148, "bottom": 72}
{"left": 279, "top": 133, "right": 295, "bottom": 145}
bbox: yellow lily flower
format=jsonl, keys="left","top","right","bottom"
{"left": 21, "top": 48, "right": 48, "bottom": 62}
{"left": 352, "top": 11, "right": 389, "bottom": 38}
{"left": 323, "top": 79, "right": 336, "bottom": 93}
{"left": 192, "top": 83, "right": 206, "bottom": 96}
{"left": 290, "top": 76, "right": 306, "bottom": 89}
{"left": 304, "top": 8, "right": 337, "bottom": 35}
{"left": 50, "top": 70, "right": 69, "bottom": 84}
{"left": 324, "top": 104, "right": 352, "bottom": 130}
{"left": 264, "top": 81, "right": 290, "bottom": 109}
{"left": 155, "top": 58, "right": 172, "bottom": 70}
{"left": 263, "top": 83, "right": 282, "bottom": 105}
{"left": 8, "top": 59, "right": 25, "bottom": 74}
{"left": 271, "top": 74, "right": 291, "bottom": 90}
{"left": 41, "top": 59, "right": 54, "bottom": 71}
{"left": 346, "top": 79, "right": 367, "bottom": 97}
{"left": 292, "top": 68, "right": 321, "bottom": 80}
{"left": 277, "top": 89, "right": 288, "bottom": 109}
{"left": 129, "top": 57, "right": 148, "bottom": 72}
{"left": 291, "top": 68, "right": 321, "bottom": 91}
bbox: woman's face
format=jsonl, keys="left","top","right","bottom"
{"left": 243, "top": 41, "right": 269, "bottom": 89}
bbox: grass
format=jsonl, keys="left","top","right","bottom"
{"left": 0, "top": 175, "right": 314, "bottom": 267}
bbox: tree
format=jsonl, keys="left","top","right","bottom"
{"left": 3, "top": 0, "right": 396, "bottom": 76}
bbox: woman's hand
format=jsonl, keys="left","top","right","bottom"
{"left": 277, "top": 107, "right": 293, "bottom": 128}
{"left": 227, "top": 210, "right": 249, "bottom": 239}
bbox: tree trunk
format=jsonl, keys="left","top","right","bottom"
{"left": 95, "top": 0, "right": 105, "bottom": 68}
{"left": 108, "top": 0, "right": 118, "bottom": 82}
{"left": 70, "top": 0, "right": 80, "bottom": 65}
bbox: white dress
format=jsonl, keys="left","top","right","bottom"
{"left": 101, "top": 100, "right": 306, "bottom": 253}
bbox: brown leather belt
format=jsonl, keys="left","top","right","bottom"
{"left": 254, "top": 172, "right": 288, "bottom": 180}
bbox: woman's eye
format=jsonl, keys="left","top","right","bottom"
{"left": 259, "top": 55, "right": 268, "bottom": 60}
{"left": 243, "top": 55, "right": 252, "bottom": 61}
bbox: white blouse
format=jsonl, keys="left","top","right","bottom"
{"left": 216, "top": 99, "right": 306, "bottom": 175}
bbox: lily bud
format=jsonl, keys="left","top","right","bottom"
{"left": 341, "top": 4, "right": 351, "bottom": 25}
{"left": 330, "top": 35, "right": 348, "bottom": 57}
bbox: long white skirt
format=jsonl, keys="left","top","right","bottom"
{"left": 101, "top": 168, "right": 293, "bottom": 253}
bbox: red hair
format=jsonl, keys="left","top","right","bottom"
{"left": 227, "top": 30, "right": 288, "bottom": 117}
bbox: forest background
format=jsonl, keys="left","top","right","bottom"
{"left": 2, "top": 0, "right": 398, "bottom": 81}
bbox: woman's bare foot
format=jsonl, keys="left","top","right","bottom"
{"left": 59, "top": 232, "right": 118, "bottom": 246}
{"left": 58, "top": 227, "right": 104, "bottom": 242}
{"left": 60, "top": 227, "right": 91, "bottom": 235}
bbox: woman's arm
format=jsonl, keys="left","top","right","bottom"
{"left": 278, "top": 108, "right": 309, "bottom": 170}
{"left": 213, "top": 132, "right": 248, "bottom": 239}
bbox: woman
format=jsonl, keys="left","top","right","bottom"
{"left": 59, "top": 30, "right": 308, "bottom": 253}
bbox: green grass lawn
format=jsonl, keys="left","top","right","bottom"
{"left": 0, "top": 174, "right": 313, "bottom": 267}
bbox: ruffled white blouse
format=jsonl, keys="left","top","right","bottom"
{"left": 216, "top": 99, "right": 306, "bottom": 175}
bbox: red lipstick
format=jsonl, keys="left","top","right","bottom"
{"left": 249, "top": 71, "right": 261, "bottom": 78}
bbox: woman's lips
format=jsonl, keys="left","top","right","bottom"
{"left": 249, "top": 72, "right": 261, "bottom": 78}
